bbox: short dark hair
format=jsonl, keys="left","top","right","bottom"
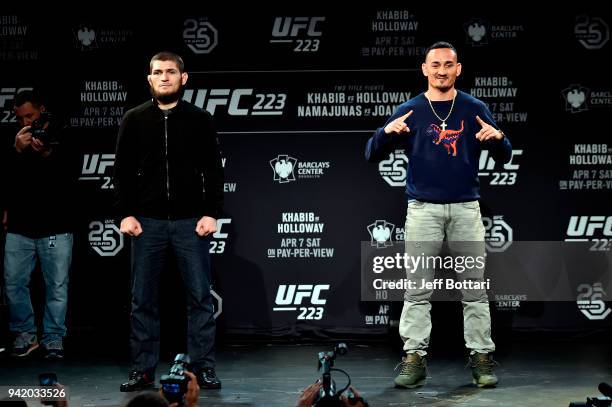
{"left": 14, "top": 89, "right": 44, "bottom": 109}
{"left": 424, "top": 41, "right": 458, "bottom": 61}
{"left": 125, "top": 391, "right": 169, "bottom": 407}
{"left": 150, "top": 51, "right": 185, "bottom": 73}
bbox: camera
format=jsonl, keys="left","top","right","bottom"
{"left": 30, "top": 111, "right": 53, "bottom": 145}
{"left": 160, "top": 354, "right": 191, "bottom": 407}
{"left": 39, "top": 372, "right": 58, "bottom": 386}
{"left": 39, "top": 373, "right": 59, "bottom": 406}
{"left": 569, "top": 382, "right": 612, "bottom": 406}
{"left": 312, "top": 343, "right": 350, "bottom": 407}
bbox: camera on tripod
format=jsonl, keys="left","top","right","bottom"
{"left": 160, "top": 354, "right": 191, "bottom": 407}
{"left": 30, "top": 111, "right": 53, "bottom": 145}
{"left": 311, "top": 343, "right": 365, "bottom": 407}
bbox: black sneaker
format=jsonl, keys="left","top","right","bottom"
{"left": 120, "top": 370, "right": 155, "bottom": 392}
{"left": 196, "top": 367, "right": 221, "bottom": 389}
{"left": 469, "top": 353, "right": 499, "bottom": 388}
{"left": 42, "top": 339, "right": 64, "bottom": 360}
{"left": 12, "top": 332, "right": 39, "bottom": 357}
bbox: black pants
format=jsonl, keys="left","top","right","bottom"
{"left": 130, "top": 217, "right": 215, "bottom": 375}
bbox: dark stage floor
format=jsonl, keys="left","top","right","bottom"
{"left": 1, "top": 334, "right": 611, "bottom": 407}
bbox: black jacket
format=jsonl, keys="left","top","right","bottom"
{"left": 113, "top": 99, "right": 224, "bottom": 220}
{"left": 3, "top": 125, "right": 77, "bottom": 238}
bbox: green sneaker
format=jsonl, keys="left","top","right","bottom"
{"left": 469, "top": 353, "right": 499, "bottom": 388}
{"left": 394, "top": 353, "right": 427, "bottom": 388}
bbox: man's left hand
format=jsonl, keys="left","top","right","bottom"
{"left": 475, "top": 115, "right": 503, "bottom": 141}
{"left": 31, "top": 137, "right": 45, "bottom": 151}
{"left": 196, "top": 216, "right": 217, "bottom": 236}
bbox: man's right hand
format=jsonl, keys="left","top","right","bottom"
{"left": 15, "top": 126, "right": 33, "bottom": 153}
{"left": 182, "top": 371, "right": 200, "bottom": 407}
{"left": 120, "top": 216, "right": 142, "bottom": 236}
{"left": 384, "top": 110, "right": 413, "bottom": 135}
{"left": 341, "top": 386, "right": 367, "bottom": 407}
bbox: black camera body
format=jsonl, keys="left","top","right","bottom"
{"left": 160, "top": 354, "right": 191, "bottom": 407}
{"left": 39, "top": 372, "right": 59, "bottom": 407}
{"left": 569, "top": 397, "right": 612, "bottom": 407}
{"left": 313, "top": 343, "right": 349, "bottom": 407}
{"left": 30, "top": 111, "right": 52, "bottom": 145}
{"left": 39, "top": 372, "right": 58, "bottom": 386}
{"left": 569, "top": 383, "right": 612, "bottom": 407}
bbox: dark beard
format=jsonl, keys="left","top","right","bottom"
{"left": 151, "top": 85, "right": 184, "bottom": 105}
{"left": 434, "top": 78, "right": 454, "bottom": 93}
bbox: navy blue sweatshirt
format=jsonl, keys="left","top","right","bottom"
{"left": 365, "top": 90, "right": 512, "bottom": 203}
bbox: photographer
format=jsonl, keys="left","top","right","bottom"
{"left": 168, "top": 371, "right": 200, "bottom": 407}
{"left": 3, "top": 90, "right": 75, "bottom": 360}
{"left": 296, "top": 345, "right": 369, "bottom": 407}
{"left": 126, "top": 371, "right": 200, "bottom": 407}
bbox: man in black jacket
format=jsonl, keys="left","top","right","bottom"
{"left": 114, "top": 51, "right": 224, "bottom": 392}
{"left": 3, "top": 90, "right": 75, "bottom": 360}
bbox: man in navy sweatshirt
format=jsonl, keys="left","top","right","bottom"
{"left": 365, "top": 41, "right": 511, "bottom": 389}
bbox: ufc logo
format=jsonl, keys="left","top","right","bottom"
{"left": 275, "top": 284, "right": 329, "bottom": 305}
{"left": 212, "top": 218, "right": 231, "bottom": 239}
{"left": 0, "top": 87, "right": 33, "bottom": 108}
{"left": 183, "top": 89, "right": 252, "bottom": 115}
{"left": 82, "top": 154, "right": 115, "bottom": 175}
{"left": 272, "top": 17, "right": 325, "bottom": 38}
{"left": 567, "top": 216, "right": 612, "bottom": 237}
{"left": 479, "top": 149, "right": 523, "bottom": 171}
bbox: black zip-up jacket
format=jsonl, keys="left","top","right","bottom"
{"left": 3, "top": 125, "right": 77, "bottom": 238}
{"left": 113, "top": 99, "right": 224, "bottom": 220}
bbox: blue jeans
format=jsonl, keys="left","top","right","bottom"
{"left": 130, "top": 217, "right": 216, "bottom": 375}
{"left": 4, "top": 232, "right": 72, "bottom": 344}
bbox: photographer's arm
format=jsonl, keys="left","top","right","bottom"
{"left": 15, "top": 126, "right": 32, "bottom": 153}
{"left": 40, "top": 383, "right": 68, "bottom": 407}
{"left": 183, "top": 371, "right": 200, "bottom": 407}
{"left": 15, "top": 125, "right": 55, "bottom": 158}
{"left": 341, "top": 386, "right": 368, "bottom": 407}
{"left": 296, "top": 382, "right": 321, "bottom": 407}
{"left": 31, "top": 137, "right": 53, "bottom": 157}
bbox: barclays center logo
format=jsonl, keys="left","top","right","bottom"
{"left": 464, "top": 19, "right": 489, "bottom": 46}
{"left": 464, "top": 18, "right": 523, "bottom": 46}
{"left": 367, "top": 220, "right": 396, "bottom": 249}
{"left": 270, "top": 154, "right": 330, "bottom": 184}
{"left": 270, "top": 155, "right": 298, "bottom": 184}
{"left": 563, "top": 85, "right": 589, "bottom": 113}
{"left": 74, "top": 25, "right": 98, "bottom": 51}
{"left": 563, "top": 84, "right": 612, "bottom": 113}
